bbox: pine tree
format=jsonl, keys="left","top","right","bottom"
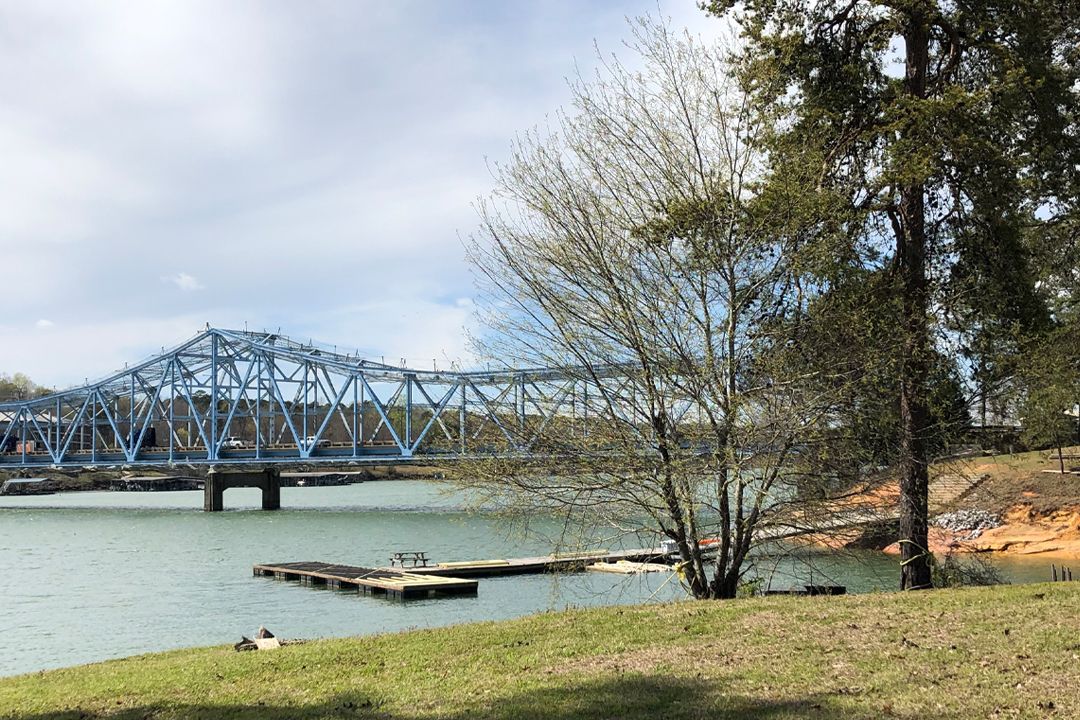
{"left": 707, "top": 0, "right": 1080, "bottom": 589}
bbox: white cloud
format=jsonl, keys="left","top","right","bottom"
{"left": 0, "top": 0, "right": 725, "bottom": 386}
{"left": 286, "top": 297, "right": 476, "bottom": 370}
{"left": 0, "top": 316, "right": 209, "bottom": 386}
{"left": 35, "top": 319, "right": 54, "bottom": 329}
{"left": 166, "top": 273, "right": 204, "bottom": 292}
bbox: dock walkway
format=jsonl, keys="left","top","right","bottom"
{"left": 254, "top": 548, "right": 671, "bottom": 600}
{"left": 253, "top": 561, "right": 477, "bottom": 599}
{"left": 415, "top": 548, "right": 667, "bottom": 578}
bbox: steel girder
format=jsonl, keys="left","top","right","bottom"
{"left": 0, "top": 328, "right": 621, "bottom": 469}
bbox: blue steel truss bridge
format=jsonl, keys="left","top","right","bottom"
{"left": 0, "top": 328, "right": 611, "bottom": 470}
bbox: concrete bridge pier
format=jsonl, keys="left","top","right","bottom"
{"left": 204, "top": 468, "right": 281, "bottom": 512}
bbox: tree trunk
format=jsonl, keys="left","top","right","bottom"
{"left": 978, "top": 358, "right": 988, "bottom": 428}
{"left": 713, "top": 569, "right": 740, "bottom": 599}
{"left": 898, "top": 11, "right": 933, "bottom": 591}
{"left": 1059, "top": 446, "right": 1065, "bottom": 475}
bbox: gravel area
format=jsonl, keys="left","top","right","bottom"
{"left": 932, "top": 509, "right": 1003, "bottom": 540}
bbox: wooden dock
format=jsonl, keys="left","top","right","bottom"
{"left": 410, "top": 548, "right": 669, "bottom": 578}
{"left": 586, "top": 560, "right": 673, "bottom": 574}
{"left": 253, "top": 562, "right": 478, "bottom": 599}
{"left": 254, "top": 548, "right": 673, "bottom": 600}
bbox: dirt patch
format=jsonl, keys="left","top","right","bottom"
{"left": 821, "top": 449, "right": 1080, "bottom": 557}
{"left": 963, "top": 467, "right": 1080, "bottom": 515}
{"left": 966, "top": 506, "right": 1080, "bottom": 557}
{"left": 880, "top": 505, "right": 1080, "bottom": 558}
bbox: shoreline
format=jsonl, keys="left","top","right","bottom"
{"left": 0, "top": 464, "right": 443, "bottom": 497}
{"left": 801, "top": 448, "right": 1080, "bottom": 560}
{"left": 882, "top": 505, "right": 1080, "bottom": 559}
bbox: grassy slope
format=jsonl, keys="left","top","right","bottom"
{"left": 953, "top": 448, "right": 1080, "bottom": 515}
{"left": 3, "top": 583, "right": 1079, "bottom": 720}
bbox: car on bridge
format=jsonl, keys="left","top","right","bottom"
{"left": 303, "top": 435, "right": 331, "bottom": 450}
{"left": 221, "top": 436, "right": 246, "bottom": 449}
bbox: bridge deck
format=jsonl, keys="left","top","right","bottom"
{"left": 253, "top": 561, "right": 478, "bottom": 599}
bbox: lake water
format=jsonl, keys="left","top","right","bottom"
{"left": 0, "top": 481, "right": 1054, "bottom": 678}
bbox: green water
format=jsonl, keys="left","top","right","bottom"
{"left": 0, "top": 481, "right": 1054, "bottom": 678}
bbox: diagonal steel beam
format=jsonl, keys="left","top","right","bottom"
{"left": 56, "top": 394, "right": 93, "bottom": 460}
{"left": 261, "top": 353, "right": 304, "bottom": 451}
{"left": 306, "top": 376, "right": 354, "bottom": 458}
{"left": 464, "top": 379, "right": 520, "bottom": 449}
{"left": 358, "top": 375, "right": 407, "bottom": 454}
{"left": 409, "top": 382, "right": 460, "bottom": 453}
{"left": 365, "top": 380, "right": 404, "bottom": 443}
{"left": 95, "top": 390, "right": 131, "bottom": 459}
{"left": 412, "top": 378, "right": 457, "bottom": 444}
{"left": 317, "top": 366, "right": 357, "bottom": 445}
{"left": 172, "top": 359, "right": 213, "bottom": 455}
{"left": 213, "top": 356, "right": 258, "bottom": 454}
{"left": 525, "top": 380, "right": 575, "bottom": 450}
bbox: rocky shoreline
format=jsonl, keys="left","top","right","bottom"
{"left": 0, "top": 464, "right": 442, "bottom": 496}
{"left": 910, "top": 506, "right": 1080, "bottom": 558}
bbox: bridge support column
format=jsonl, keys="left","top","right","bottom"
{"left": 204, "top": 468, "right": 281, "bottom": 512}
{"left": 262, "top": 470, "right": 280, "bottom": 510}
{"left": 204, "top": 473, "right": 225, "bottom": 512}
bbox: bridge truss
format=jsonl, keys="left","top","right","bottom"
{"left": 0, "top": 328, "right": 616, "bottom": 469}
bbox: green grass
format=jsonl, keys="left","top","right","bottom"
{"left": 3, "top": 583, "right": 1079, "bottom": 719}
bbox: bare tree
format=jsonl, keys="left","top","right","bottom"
{"left": 0, "top": 373, "right": 47, "bottom": 401}
{"left": 458, "top": 18, "right": 855, "bottom": 599}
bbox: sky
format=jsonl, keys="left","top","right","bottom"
{"left": 0, "top": 0, "right": 722, "bottom": 388}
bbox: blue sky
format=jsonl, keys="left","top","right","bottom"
{"left": 0, "top": 0, "right": 720, "bottom": 387}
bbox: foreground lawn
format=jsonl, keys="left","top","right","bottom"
{"left": 2, "top": 583, "right": 1078, "bottom": 719}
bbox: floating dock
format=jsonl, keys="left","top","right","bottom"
{"left": 586, "top": 560, "right": 673, "bottom": 574}
{"left": 253, "top": 562, "right": 478, "bottom": 599}
{"left": 254, "top": 548, "right": 672, "bottom": 600}
{"left": 413, "top": 548, "right": 668, "bottom": 578}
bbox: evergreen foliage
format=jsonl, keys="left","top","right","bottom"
{"left": 706, "top": 0, "right": 1080, "bottom": 589}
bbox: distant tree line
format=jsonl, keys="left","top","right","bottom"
{"left": 0, "top": 373, "right": 52, "bottom": 402}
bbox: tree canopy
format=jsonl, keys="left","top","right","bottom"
{"left": 0, "top": 373, "right": 50, "bottom": 402}
{"left": 463, "top": 3, "right": 1079, "bottom": 596}
{"left": 706, "top": 0, "right": 1080, "bottom": 589}
{"left": 463, "top": 18, "right": 865, "bottom": 599}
